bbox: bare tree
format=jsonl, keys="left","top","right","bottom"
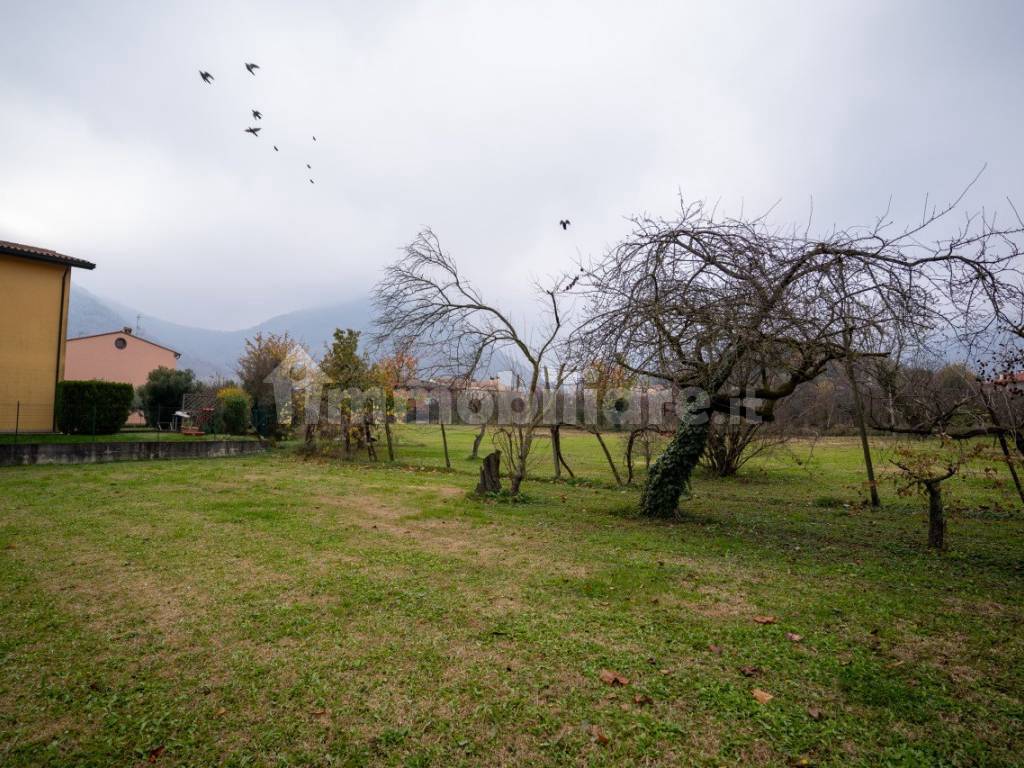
{"left": 373, "top": 229, "right": 571, "bottom": 495}
{"left": 866, "top": 357, "right": 1024, "bottom": 506}
{"left": 892, "top": 439, "right": 981, "bottom": 550}
{"left": 578, "top": 191, "right": 1022, "bottom": 518}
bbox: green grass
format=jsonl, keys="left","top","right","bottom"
{"left": 0, "top": 430, "right": 256, "bottom": 445}
{"left": 0, "top": 426, "right": 1021, "bottom": 766}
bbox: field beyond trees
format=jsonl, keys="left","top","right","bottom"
{"left": 1, "top": 428, "right": 1021, "bottom": 766}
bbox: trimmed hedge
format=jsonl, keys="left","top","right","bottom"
{"left": 56, "top": 380, "right": 134, "bottom": 434}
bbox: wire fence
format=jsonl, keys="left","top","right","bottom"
{"left": 0, "top": 401, "right": 174, "bottom": 444}
{"left": 1, "top": 400, "right": 278, "bottom": 443}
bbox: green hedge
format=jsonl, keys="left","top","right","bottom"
{"left": 215, "top": 387, "right": 251, "bottom": 435}
{"left": 56, "top": 380, "right": 134, "bottom": 434}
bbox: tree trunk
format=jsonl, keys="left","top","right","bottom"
{"left": 926, "top": 481, "right": 946, "bottom": 550}
{"left": 440, "top": 423, "right": 451, "bottom": 469}
{"left": 364, "top": 420, "right": 378, "bottom": 461}
{"left": 593, "top": 429, "right": 623, "bottom": 485}
{"left": 383, "top": 416, "right": 395, "bottom": 461}
{"left": 996, "top": 432, "right": 1024, "bottom": 507}
{"left": 515, "top": 429, "right": 533, "bottom": 491}
{"left": 844, "top": 353, "right": 881, "bottom": 508}
{"left": 471, "top": 423, "right": 486, "bottom": 459}
{"left": 476, "top": 451, "right": 502, "bottom": 494}
{"left": 551, "top": 425, "right": 562, "bottom": 479}
{"left": 639, "top": 405, "right": 711, "bottom": 518}
{"left": 625, "top": 431, "right": 635, "bottom": 485}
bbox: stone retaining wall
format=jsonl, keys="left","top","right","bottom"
{"left": 0, "top": 440, "right": 266, "bottom": 467}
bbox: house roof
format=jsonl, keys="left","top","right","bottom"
{"left": 68, "top": 330, "right": 181, "bottom": 358}
{"left": 0, "top": 239, "right": 96, "bottom": 270}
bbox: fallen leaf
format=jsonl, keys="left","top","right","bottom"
{"left": 646, "top": 656, "right": 657, "bottom": 666}
{"left": 789, "top": 757, "right": 816, "bottom": 767}
{"left": 740, "top": 665, "right": 762, "bottom": 677}
{"left": 659, "top": 668, "right": 671, "bottom": 675}
{"left": 786, "top": 632, "right": 803, "bottom": 643}
{"left": 634, "top": 693, "right": 653, "bottom": 706}
{"left": 215, "top": 707, "right": 227, "bottom": 717}
{"left": 598, "top": 669, "right": 629, "bottom": 686}
{"left": 147, "top": 745, "right": 165, "bottom": 763}
{"left": 752, "top": 688, "right": 774, "bottom": 704}
{"left": 806, "top": 706, "right": 823, "bottom": 721}
{"left": 753, "top": 615, "right": 777, "bottom": 625}
{"left": 589, "top": 724, "right": 609, "bottom": 745}
{"left": 708, "top": 643, "right": 723, "bottom": 655}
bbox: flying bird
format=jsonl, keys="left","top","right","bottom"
{"left": 244, "top": 126, "right": 261, "bottom": 136}
{"left": 199, "top": 70, "right": 214, "bottom": 83}
{"left": 312, "top": 136, "right": 317, "bottom": 142}
{"left": 559, "top": 219, "right": 571, "bottom": 230}
{"left": 309, "top": 179, "right": 315, "bottom": 184}
{"left": 273, "top": 145, "right": 279, "bottom": 151}
{"left": 245, "top": 62, "right": 259, "bottom": 75}
{"left": 306, "top": 163, "right": 311, "bottom": 169}
{"left": 252, "top": 109, "right": 262, "bottom": 120}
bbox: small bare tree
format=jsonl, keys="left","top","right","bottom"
{"left": 373, "top": 229, "right": 571, "bottom": 495}
{"left": 701, "top": 417, "right": 790, "bottom": 477}
{"left": 892, "top": 439, "right": 981, "bottom": 550}
{"left": 866, "top": 357, "right": 1024, "bottom": 507}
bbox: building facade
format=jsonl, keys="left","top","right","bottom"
{"left": 0, "top": 240, "right": 96, "bottom": 432}
{"left": 65, "top": 329, "right": 180, "bottom": 388}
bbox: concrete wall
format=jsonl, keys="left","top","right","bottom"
{"left": 0, "top": 439, "right": 266, "bottom": 467}
{"left": 65, "top": 333, "right": 178, "bottom": 388}
{"left": 0, "top": 255, "right": 69, "bottom": 432}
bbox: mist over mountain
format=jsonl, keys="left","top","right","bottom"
{"left": 68, "top": 286, "right": 372, "bottom": 380}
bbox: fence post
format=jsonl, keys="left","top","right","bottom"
{"left": 92, "top": 404, "right": 97, "bottom": 443}
{"left": 14, "top": 401, "right": 19, "bottom": 445}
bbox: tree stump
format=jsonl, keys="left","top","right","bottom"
{"left": 476, "top": 451, "right": 502, "bottom": 494}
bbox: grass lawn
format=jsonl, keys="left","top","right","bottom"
{"left": 0, "top": 431, "right": 256, "bottom": 445}
{"left": 0, "top": 426, "right": 1021, "bottom": 766}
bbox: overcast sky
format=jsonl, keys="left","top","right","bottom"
{"left": 1, "top": 1, "right": 1022, "bottom": 330}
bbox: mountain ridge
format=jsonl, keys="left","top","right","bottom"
{"left": 68, "top": 286, "right": 373, "bottom": 380}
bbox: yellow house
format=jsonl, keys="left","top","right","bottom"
{"left": 0, "top": 240, "right": 96, "bottom": 432}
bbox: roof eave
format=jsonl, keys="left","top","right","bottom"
{"left": 0, "top": 243, "right": 96, "bottom": 270}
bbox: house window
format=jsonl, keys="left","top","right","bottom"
{"left": 114, "top": 337, "right": 127, "bottom": 350}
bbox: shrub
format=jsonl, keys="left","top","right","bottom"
{"left": 137, "top": 367, "right": 198, "bottom": 427}
{"left": 216, "top": 387, "right": 251, "bottom": 435}
{"left": 56, "top": 380, "right": 134, "bottom": 434}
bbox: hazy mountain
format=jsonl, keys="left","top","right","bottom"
{"left": 68, "top": 286, "right": 372, "bottom": 380}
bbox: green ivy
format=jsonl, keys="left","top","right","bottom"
{"left": 639, "top": 405, "right": 711, "bottom": 518}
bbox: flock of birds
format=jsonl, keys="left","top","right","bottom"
{"left": 199, "top": 63, "right": 317, "bottom": 184}
{"left": 197, "top": 63, "right": 575, "bottom": 222}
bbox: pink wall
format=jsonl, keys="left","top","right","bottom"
{"left": 65, "top": 333, "right": 178, "bottom": 387}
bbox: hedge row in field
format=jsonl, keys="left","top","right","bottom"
{"left": 55, "top": 380, "right": 134, "bottom": 435}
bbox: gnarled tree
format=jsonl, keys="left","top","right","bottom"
{"left": 578, "top": 192, "right": 1021, "bottom": 518}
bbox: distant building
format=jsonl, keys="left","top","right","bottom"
{"left": 0, "top": 239, "right": 96, "bottom": 432}
{"left": 65, "top": 328, "right": 181, "bottom": 388}
{"left": 65, "top": 329, "right": 181, "bottom": 425}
